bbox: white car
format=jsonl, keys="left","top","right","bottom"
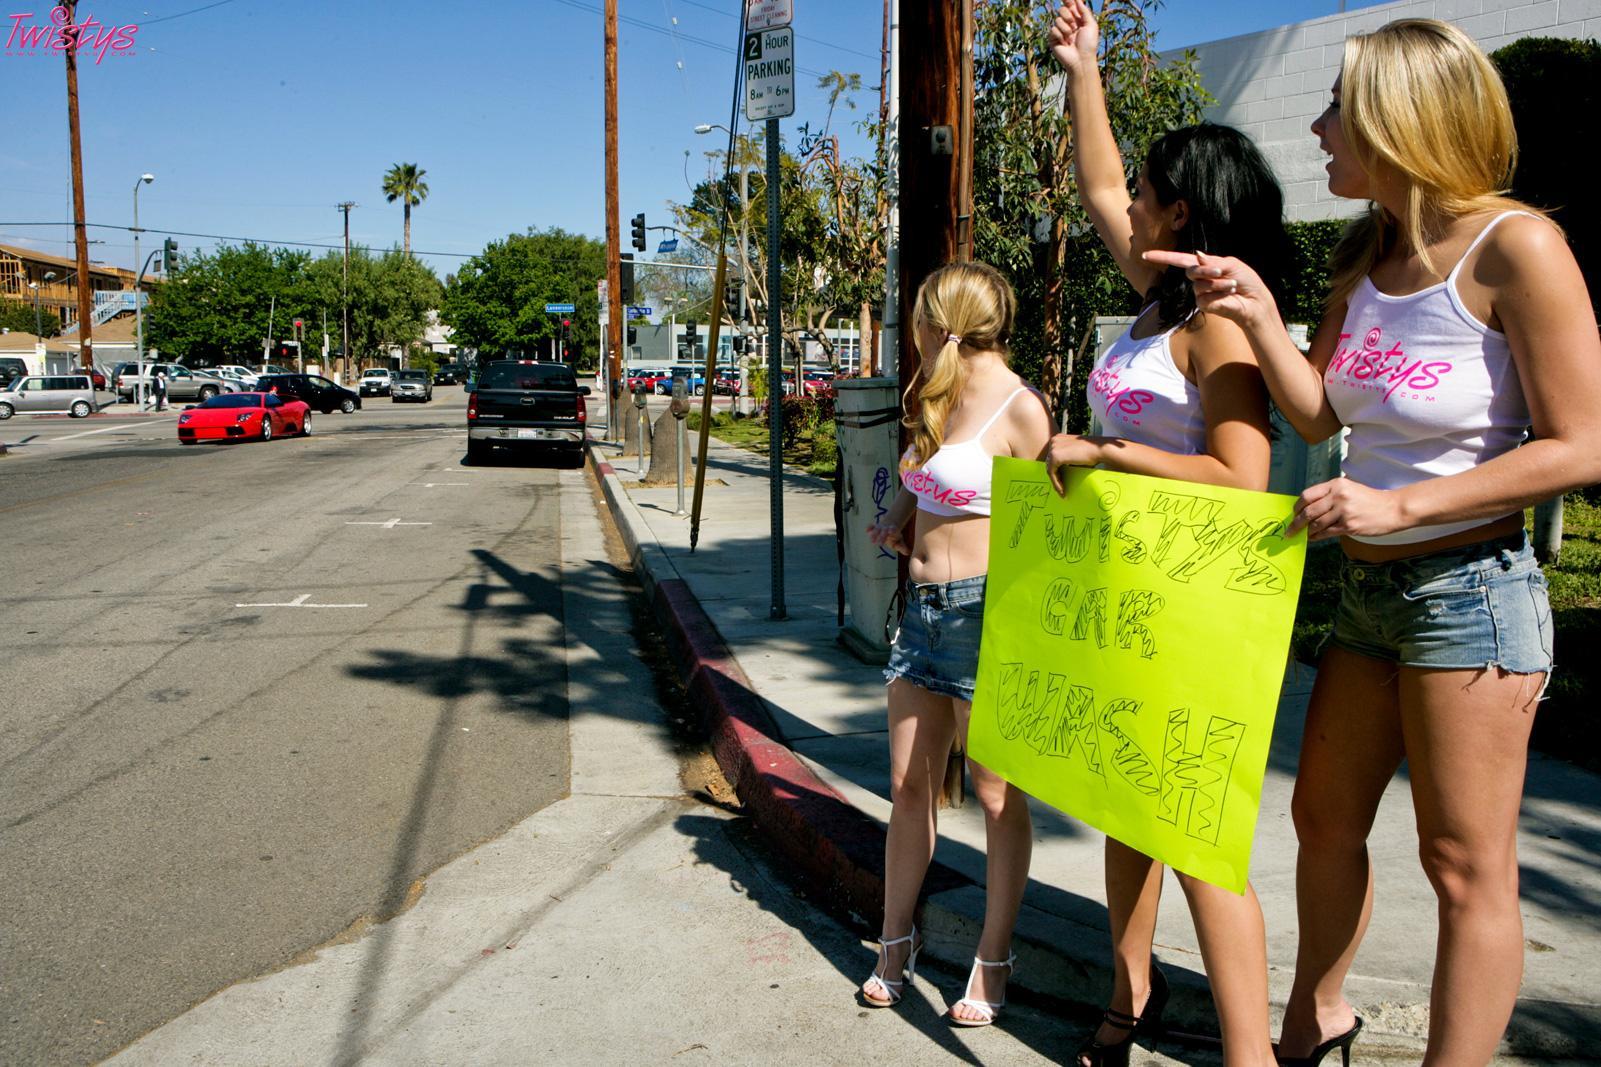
{"left": 358, "top": 368, "right": 393, "bottom": 397}
{"left": 211, "top": 365, "right": 259, "bottom": 388}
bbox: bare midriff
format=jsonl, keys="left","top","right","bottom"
{"left": 1340, "top": 512, "right": 1524, "bottom": 563}
{"left": 908, "top": 510, "right": 992, "bottom": 584}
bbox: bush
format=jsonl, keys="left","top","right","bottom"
{"left": 1493, "top": 37, "right": 1601, "bottom": 317}
{"left": 771, "top": 394, "right": 836, "bottom": 450}
{"left": 1284, "top": 220, "right": 1347, "bottom": 329}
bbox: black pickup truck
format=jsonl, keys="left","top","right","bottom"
{"left": 466, "top": 360, "right": 590, "bottom": 465}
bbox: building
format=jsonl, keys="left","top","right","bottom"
{"left": 0, "top": 241, "right": 146, "bottom": 331}
{"left": 1170, "top": 0, "right": 1600, "bottom": 222}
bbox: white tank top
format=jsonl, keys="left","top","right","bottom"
{"left": 1086, "top": 311, "right": 1207, "bottom": 455}
{"left": 1324, "top": 212, "right": 1534, "bottom": 545}
{"left": 901, "top": 386, "right": 1036, "bottom": 517}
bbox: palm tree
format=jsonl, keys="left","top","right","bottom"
{"left": 382, "top": 162, "right": 429, "bottom": 257}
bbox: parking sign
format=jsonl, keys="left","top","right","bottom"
{"left": 743, "top": 26, "right": 794, "bottom": 121}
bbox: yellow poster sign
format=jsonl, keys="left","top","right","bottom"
{"left": 968, "top": 459, "right": 1307, "bottom": 893}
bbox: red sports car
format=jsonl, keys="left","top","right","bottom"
{"left": 177, "top": 391, "right": 311, "bottom": 444}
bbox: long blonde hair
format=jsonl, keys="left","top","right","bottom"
{"left": 904, "top": 261, "right": 1016, "bottom": 463}
{"left": 1328, "top": 18, "right": 1547, "bottom": 305}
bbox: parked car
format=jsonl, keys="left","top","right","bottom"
{"left": 802, "top": 370, "right": 836, "bottom": 397}
{"left": 433, "top": 362, "right": 466, "bottom": 385}
{"left": 210, "top": 364, "right": 260, "bottom": 388}
{"left": 713, "top": 366, "right": 742, "bottom": 396}
{"left": 211, "top": 367, "right": 256, "bottom": 391}
{"left": 656, "top": 364, "right": 706, "bottom": 396}
{"left": 0, "top": 373, "right": 96, "bottom": 418}
{"left": 390, "top": 369, "right": 433, "bottom": 403}
{"left": 626, "top": 366, "right": 668, "bottom": 392}
{"left": 177, "top": 391, "right": 310, "bottom": 443}
{"left": 257, "top": 363, "right": 292, "bottom": 376}
{"left": 358, "top": 368, "right": 393, "bottom": 397}
{"left": 466, "top": 359, "right": 588, "bottom": 465}
{"left": 115, "top": 362, "right": 229, "bottom": 402}
{"left": 0, "top": 357, "right": 28, "bottom": 387}
{"left": 254, "top": 373, "right": 362, "bottom": 414}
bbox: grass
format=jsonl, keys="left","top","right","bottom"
{"left": 688, "top": 409, "right": 838, "bottom": 478}
{"left": 1288, "top": 493, "right": 1601, "bottom": 770}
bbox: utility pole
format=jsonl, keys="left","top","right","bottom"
{"left": 337, "top": 201, "right": 356, "bottom": 382}
{"left": 603, "top": 0, "right": 624, "bottom": 441}
{"left": 62, "top": 0, "right": 93, "bottom": 375}
{"left": 897, "top": 1, "right": 963, "bottom": 431}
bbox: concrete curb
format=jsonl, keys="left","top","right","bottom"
{"left": 582, "top": 439, "right": 1588, "bottom": 1058}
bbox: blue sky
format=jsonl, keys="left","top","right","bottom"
{"left": 2, "top": 1, "right": 1380, "bottom": 281}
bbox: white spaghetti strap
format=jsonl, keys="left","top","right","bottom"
{"left": 1447, "top": 210, "right": 1538, "bottom": 282}
{"left": 970, "top": 387, "right": 1031, "bottom": 440}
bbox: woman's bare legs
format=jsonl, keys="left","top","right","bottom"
{"left": 1279, "top": 647, "right": 1404, "bottom": 1055}
{"left": 949, "top": 699, "right": 1034, "bottom": 1020}
{"left": 864, "top": 679, "right": 958, "bottom": 1002}
{"left": 1403, "top": 666, "right": 1540, "bottom": 1064}
{"left": 1080, "top": 837, "right": 1164, "bottom": 1062}
{"left": 1176, "top": 875, "right": 1276, "bottom": 1066}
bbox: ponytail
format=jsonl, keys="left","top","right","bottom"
{"left": 903, "top": 261, "right": 1016, "bottom": 462}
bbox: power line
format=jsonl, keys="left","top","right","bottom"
{"left": 673, "top": 0, "right": 879, "bottom": 60}
{"left": 0, "top": 221, "right": 480, "bottom": 259}
{"left": 549, "top": 0, "right": 833, "bottom": 79}
{"left": 140, "top": 0, "right": 241, "bottom": 26}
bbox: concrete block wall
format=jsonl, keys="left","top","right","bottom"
{"left": 1166, "top": 0, "right": 1600, "bottom": 222}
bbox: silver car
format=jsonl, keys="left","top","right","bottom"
{"left": 0, "top": 373, "right": 96, "bottom": 418}
{"left": 117, "top": 363, "right": 229, "bottom": 402}
{"left": 390, "top": 369, "right": 433, "bottom": 403}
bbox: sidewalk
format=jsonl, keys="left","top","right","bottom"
{"left": 589, "top": 429, "right": 1601, "bottom": 1059}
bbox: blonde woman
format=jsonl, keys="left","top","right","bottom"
{"left": 1147, "top": 19, "right": 1601, "bottom": 1065}
{"left": 860, "top": 261, "right": 1053, "bottom": 1025}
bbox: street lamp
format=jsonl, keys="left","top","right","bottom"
{"left": 133, "top": 173, "right": 154, "bottom": 405}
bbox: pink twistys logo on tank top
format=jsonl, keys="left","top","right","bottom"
{"left": 1089, "top": 361, "right": 1153, "bottom": 424}
{"left": 1326, "top": 327, "right": 1453, "bottom": 404}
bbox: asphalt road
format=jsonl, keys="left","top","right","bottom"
{"left": 0, "top": 389, "right": 582, "bottom": 1064}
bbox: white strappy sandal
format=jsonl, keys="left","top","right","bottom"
{"left": 947, "top": 952, "right": 1017, "bottom": 1027}
{"left": 860, "top": 927, "right": 922, "bottom": 1007}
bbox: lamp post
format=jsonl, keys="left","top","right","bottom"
{"left": 133, "top": 172, "right": 153, "bottom": 406}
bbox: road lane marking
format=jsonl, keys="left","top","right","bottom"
{"left": 49, "top": 417, "right": 177, "bottom": 442}
{"left": 346, "top": 518, "right": 432, "bottom": 529}
{"left": 415, "top": 482, "right": 469, "bottom": 487}
{"left": 235, "top": 593, "right": 368, "bottom": 608}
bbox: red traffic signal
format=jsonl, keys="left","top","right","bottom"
{"left": 562, "top": 319, "right": 571, "bottom": 327}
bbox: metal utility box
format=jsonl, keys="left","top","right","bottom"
{"left": 834, "top": 378, "right": 901, "bottom": 663}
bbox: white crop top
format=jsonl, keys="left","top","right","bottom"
{"left": 1324, "top": 211, "right": 1533, "bottom": 545}
{"left": 1086, "top": 310, "right": 1207, "bottom": 455}
{"left": 901, "top": 386, "right": 1036, "bottom": 517}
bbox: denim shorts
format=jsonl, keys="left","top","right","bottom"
{"left": 883, "top": 574, "right": 987, "bottom": 701}
{"left": 1328, "top": 532, "right": 1553, "bottom": 674}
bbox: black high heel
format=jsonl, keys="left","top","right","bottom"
{"left": 1075, "top": 965, "right": 1169, "bottom": 1067}
{"left": 1275, "top": 1017, "right": 1363, "bottom": 1067}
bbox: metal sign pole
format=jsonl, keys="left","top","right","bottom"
{"left": 766, "top": 116, "right": 786, "bottom": 620}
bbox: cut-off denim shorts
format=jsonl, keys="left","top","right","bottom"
{"left": 1328, "top": 531, "right": 1553, "bottom": 675}
{"left": 883, "top": 574, "right": 987, "bottom": 702}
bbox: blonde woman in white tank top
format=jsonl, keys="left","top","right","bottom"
{"left": 1149, "top": 19, "right": 1601, "bottom": 1066}
{"left": 1048, "top": 5, "right": 1294, "bottom": 1065}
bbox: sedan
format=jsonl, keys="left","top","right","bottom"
{"left": 177, "top": 392, "right": 311, "bottom": 444}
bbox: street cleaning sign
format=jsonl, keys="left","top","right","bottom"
{"left": 744, "top": 25, "right": 795, "bottom": 121}
{"left": 745, "top": 0, "right": 792, "bottom": 32}
{"left": 967, "top": 459, "right": 1307, "bottom": 893}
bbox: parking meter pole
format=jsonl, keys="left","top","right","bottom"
{"left": 670, "top": 381, "right": 689, "bottom": 516}
{"left": 677, "top": 416, "right": 687, "bottom": 515}
{"left": 765, "top": 118, "right": 786, "bottom": 620}
{"left": 633, "top": 386, "right": 648, "bottom": 475}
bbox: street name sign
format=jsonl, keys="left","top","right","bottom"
{"left": 745, "top": 0, "right": 792, "bottom": 32}
{"left": 657, "top": 238, "right": 679, "bottom": 253}
{"left": 744, "top": 26, "right": 795, "bottom": 121}
{"left": 544, "top": 303, "right": 576, "bottom": 314}
{"left": 628, "top": 306, "right": 653, "bottom": 317}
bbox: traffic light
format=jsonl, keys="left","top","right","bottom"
{"left": 161, "top": 237, "right": 178, "bottom": 272}
{"left": 630, "top": 213, "right": 646, "bottom": 252}
{"left": 619, "top": 253, "right": 635, "bottom": 305}
{"left": 723, "top": 277, "right": 744, "bottom": 321}
{"left": 627, "top": 325, "right": 638, "bottom": 345}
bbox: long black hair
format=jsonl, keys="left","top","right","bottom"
{"left": 1143, "top": 122, "right": 1294, "bottom": 328}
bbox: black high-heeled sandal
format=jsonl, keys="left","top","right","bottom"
{"left": 1075, "top": 965, "right": 1169, "bottom": 1067}
{"left": 1275, "top": 1017, "right": 1363, "bottom": 1067}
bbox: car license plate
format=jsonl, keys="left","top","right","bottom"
{"left": 515, "top": 428, "right": 546, "bottom": 440}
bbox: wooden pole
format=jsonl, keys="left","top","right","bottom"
{"left": 956, "top": 0, "right": 975, "bottom": 263}
{"left": 604, "top": 0, "right": 624, "bottom": 441}
{"left": 63, "top": 0, "right": 93, "bottom": 373}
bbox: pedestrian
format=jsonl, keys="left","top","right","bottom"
{"left": 152, "top": 367, "right": 168, "bottom": 412}
{"left": 1146, "top": 18, "right": 1601, "bottom": 1065}
{"left": 1043, "top": 5, "right": 1294, "bottom": 1065}
{"left": 860, "top": 261, "right": 1052, "bottom": 1024}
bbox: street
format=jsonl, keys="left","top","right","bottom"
{"left": 1, "top": 390, "right": 577, "bottom": 1064}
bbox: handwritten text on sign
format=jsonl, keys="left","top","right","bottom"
{"left": 967, "top": 460, "right": 1306, "bottom": 893}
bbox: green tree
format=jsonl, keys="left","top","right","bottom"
{"left": 0, "top": 300, "right": 61, "bottom": 337}
{"left": 974, "top": 0, "right": 1207, "bottom": 422}
{"left": 439, "top": 228, "right": 605, "bottom": 362}
{"left": 1492, "top": 37, "right": 1600, "bottom": 317}
{"left": 382, "top": 162, "right": 430, "bottom": 259}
